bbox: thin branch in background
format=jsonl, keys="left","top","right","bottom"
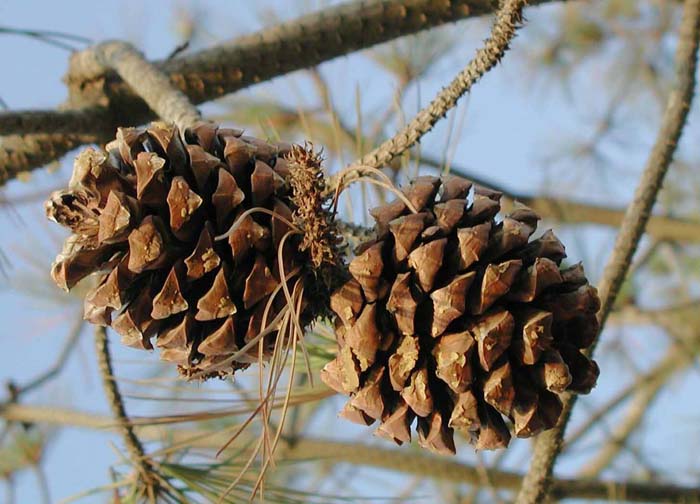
{"left": 563, "top": 339, "right": 691, "bottom": 449}
{"left": 0, "top": 26, "right": 92, "bottom": 51}
{"left": 516, "top": 0, "right": 700, "bottom": 501}
{"left": 33, "top": 465, "right": 50, "bottom": 504}
{"left": 354, "top": 0, "right": 528, "bottom": 173}
{"left": 94, "top": 326, "right": 159, "bottom": 502}
{"left": 7, "top": 313, "right": 84, "bottom": 398}
{"left": 3, "top": 402, "right": 700, "bottom": 502}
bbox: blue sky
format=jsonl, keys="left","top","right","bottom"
{"left": 1, "top": 1, "right": 699, "bottom": 502}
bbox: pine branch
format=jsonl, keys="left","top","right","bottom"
{"left": 0, "top": 133, "right": 96, "bottom": 185}
{"left": 0, "top": 107, "right": 109, "bottom": 136}
{"left": 94, "top": 326, "right": 159, "bottom": 501}
{"left": 0, "top": 403, "right": 698, "bottom": 503}
{"left": 352, "top": 0, "right": 527, "bottom": 173}
{"left": 0, "top": 0, "right": 565, "bottom": 186}
{"left": 516, "top": 0, "right": 700, "bottom": 501}
{"left": 76, "top": 41, "right": 201, "bottom": 131}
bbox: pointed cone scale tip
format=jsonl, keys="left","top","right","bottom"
{"left": 195, "top": 268, "right": 237, "bottom": 321}
{"left": 389, "top": 213, "right": 429, "bottom": 262}
{"left": 134, "top": 152, "right": 166, "bottom": 203}
{"left": 349, "top": 367, "right": 385, "bottom": 420}
{"left": 151, "top": 263, "right": 189, "bottom": 320}
{"left": 370, "top": 199, "right": 407, "bottom": 232}
{"left": 507, "top": 258, "right": 562, "bottom": 303}
{"left": 471, "top": 259, "right": 522, "bottom": 315}
{"left": 388, "top": 334, "right": 420, "bottom": 391}
{"left": 349, "top": 242, "right": 385, "bottom": 302}
{"left": 243, "top": 254, "right": 279, "bottom": 309}
{"left": 430, "top": 271, "right": 475, "bottom": 337}
{"left": 403, "top": 176, "right": 440, "bottom": 211}
{"left": 440, "top": 175, "right": 472, "bottom": 201}
{"left": 513, "top": 309, "right": 553, "bottom": 365}
{"left": 157, "top": 314, "right": 193, "bottom": 350}
{"left": 449, "top": 389, "right": 480, "bottom": 432}
{"left": 345, "top": 303, "right": 381, "bottom": 371}
{"left": 320, "top": 357, "right": 347, "bottom": 394}
{"left": 434, "top": 199, "right": 465, "bottom": 233}
{"left": 98, "top": 191, "right": 136, "bottom": 244}
{"left": 185, "top": 224, "right": 221, "bottom": 281}
{"left": 417, "top": 410, "right": 456, "bottom": 456}
{"left": 401, "top": 367, "right": 433, "bottom": 418}
{"left": 167, "top": 176, "right": 203, "bottom": 234}
{"left": 475, "top": 406, "right": 511, "bottom": 450}
{"left": 470, "top": 309, "right": 514, "bottom": 372}
{"left": 408, "top": 238, "right": 447, "bottom": 292}
{"left": 198, "top": 317, "right": 237, "bottom": 356}
{"left": 483, "top": 361, "right": 515, "bottom": 416}
{"left": 331, "top": 279, "right": 365, "bottom": 324}
{"left": 433, "top": 331, "right": 475, "bottom": 393}
{"left": 386, "top": 272, "right": 418, "bottom": 335}
{"left": 227, "top": 213, "right": 270, "bottom": 263}
{"left": 457, "top": 221, "right": 491, "bottom": 270}
{"left": 375, "top": 400, "right": 413, "bottom": 445}
{"left": 251, "top": 161, "right": 276, "bottom": 205}
{"left": 186, "top": 144, "right": 224, "bottom": 191}
{"left": 339, "top": 402, "right": 374, "bottom": 426}
{"left": 127, "top": 216, "right": 166, "bottom": 273}
{"left": 212, "top": 168, "right": 245, "bottom": 228}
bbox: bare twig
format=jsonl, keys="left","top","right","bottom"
{"left": 353, "top": 0, "right": 527, "bottom": 172}
{"left": 0, "top": 26, "right": 92, "bottom": 51}
{"left": 94, "top": 326, "right": 159, "bottom": 501}
{"left": 8, "top": 314, "right": 83, "bottom": 398}
{"left": 516, "top": 1, "right": 700, "bottom": 501}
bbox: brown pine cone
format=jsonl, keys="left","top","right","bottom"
{"left": 46, "top": 122, "right": 339, "bottom": 379}
{"left": 321, "top": 175, "right": 600, "bottom": 454}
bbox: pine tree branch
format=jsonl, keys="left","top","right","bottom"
{"left": 77, "top": 41, "right": 201, "bottom": 131}
{"left": 0, "top": 403, "right": 698, "bottom": 503}
{"left": 352, "top": 0, "right": 528, "bottom": 173}
{"left": 94, "top": 326, "right": 159, "bottom": 500}
{"left": 516, "top": 0, "right": 700, "bottom": 501}
{"left": 0, "top": 0, "right": 566, "bottom": 186}
{"left": 0, "top": 107, "right": 110, "bottom": 136}
{"left": 0, "top": 133, "right": 97, "bottom": 185}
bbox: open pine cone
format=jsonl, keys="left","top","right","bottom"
{"left": 321, "top": 175, "right": 600, "bottom": 453}
{"left": 46, "top": 122, "right": 338, "bottom": 379}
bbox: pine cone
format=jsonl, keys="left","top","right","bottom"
{"left": 46, "top": 122, "right": 338, "bottom": 379}
{"left": 321, "top": 175, "right": 600, "bottom": 454}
